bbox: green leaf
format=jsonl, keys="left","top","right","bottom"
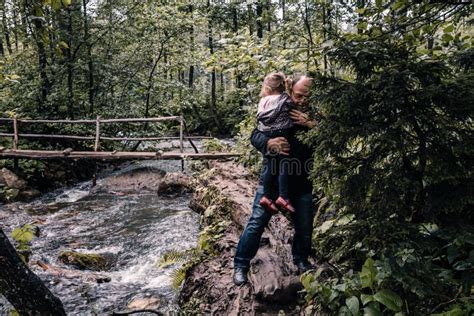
{"left": 391, "top": 0, "right": 406, "bottom": 11}
{"left": 51, "top": 0, "right": 61, "bottom": 10}
{"left": 360, "top": 258, "right": 377, "bottom": 289}
{"left": 358, "top": 22, "right": 368, "bottom": 31}
{"left": 346, "top": 296, "right": 360, "bottom": 316}
{"left": 442, "top": 34, "right": 454, "bottom": 43}
{"left": 373, "top": 289, "right": 403, "bottom": 312}
{"left": 339, "top": 306, "right": 352, "bottom": 316}
{"left": 361, "top": 294, "right": 374, "bottom": 306}
{"left": 363, "top": 305, "right": 383, "bottom": 316}
{"left": 11, "top": 225, "right": 34, "bottom": 243}
{"left": 444, "top": 24, "right": 454, "bottom": 33}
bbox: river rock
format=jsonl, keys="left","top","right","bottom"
{"left": 19, "top": 188, "right": 41, "bottom": 201}
{"left": 157, "top": 172, "right": 194, "bottom": 195}
{"left": 0, "top": 168, "right": 27, "bottom": 189}
{"left": 127, "top": 297, "right": 161, "bottom": 310}
{"left": 58, "top": 250, "right": 114, "bottom": 271}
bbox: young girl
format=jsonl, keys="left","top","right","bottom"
{"left": 257, "top": 72, "right": 296, "bottom": 214}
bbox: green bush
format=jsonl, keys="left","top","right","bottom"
{"left": 302, "top": 39, "right": 473, "bottom": 315}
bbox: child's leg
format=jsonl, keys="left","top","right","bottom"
{"left": 278, "top": 155, "right": 289, "bottom": 199}
{"left": 275, "top": 155, "right": 295, "bottom": 213}
{"left": 260, "top": 155, "right": 279, "bottom": 214}
{"left": 262, "top": 155, "right": 275, "bottom": 198}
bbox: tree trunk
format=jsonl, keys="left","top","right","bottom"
{"left": 2, "top": 0, "right": 12, "bottom": 55}
{"left": 66, "top": 6, "right": 74, "bottom": 119}
{"left": 19, "top": 0, "right": 28, "bottom": 48}
{"left": 12, "top": 1, "right": 19, "bottom": 51}
{"left": 207, "top": 0, "right": 220, "bottom": 129}
{"left": 247, "top": 3, "right": 253, "bottom": 35}
{"left": 357, "top": 0, "right": 365, "bottom": 34}
{"left": 24, "top": 1, "right": 51, "bottom": 112}
{"left": 256, "top": 2, "right": 263, "bottom": 39}
{"left": 83, "top": 0, "right": 94, "bottom": 114}
{"left": 0, "top": 229, "right": 66, "bottom": 315}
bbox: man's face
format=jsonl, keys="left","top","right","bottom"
{"left": 291, "top": 78, "right": 312, "bottom": 107}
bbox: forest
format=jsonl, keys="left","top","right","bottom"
{"left": 0, "top": 0, "right": 473, "bottom": 315}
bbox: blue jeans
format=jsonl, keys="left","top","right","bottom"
{"left": 234, "top": 185, "right": 314, "bottom": 270}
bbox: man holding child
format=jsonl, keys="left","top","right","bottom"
{"left": 233, "top": 74, "right": 316, "bottom": 285}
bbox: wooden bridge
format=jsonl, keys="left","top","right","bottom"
{"left": 0, "top": 116, "right": 240, "bottom": 163}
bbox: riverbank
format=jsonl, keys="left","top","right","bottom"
{"left": 0, "top": 159, "right": 200, "bottom": 314}
{"left": 180, "top": 160, "right": 305, "bottom": 314}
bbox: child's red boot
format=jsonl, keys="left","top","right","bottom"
{"left": 275, "top": 196, "right": 296, "bottom": 213}
{"left": 259, "top": 196, "right": 279, "bottom": 214}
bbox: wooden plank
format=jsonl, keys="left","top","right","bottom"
{"left": 100, "top": 117, "right": 181, "bottom": 123}
{"left": 0, "top": 149, "right": 241, "bottom": 160}
{"left": 14, "top": 134, "right": 95, "bottom": 140}
{"left": 0, "top": 116, "right": 182, "bottom": 124}
{"left": 100, "top": 136, "right": 212, "bottom": 141}
{"left": 18, "top": 119, "right": 96, "bottom": 124}
{"left": 0, "top": 134, "right": 214, "bottom": 141}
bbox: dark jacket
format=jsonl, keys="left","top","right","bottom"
{"left": 250, "top": 125, "right": 313, "bottom": 195}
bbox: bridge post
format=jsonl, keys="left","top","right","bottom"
{"left": 94, "top": 116, "right": 101, "bottom": 152}
{"left": 92, "top": 116, "right": 100, "bottom": 186}
{"left": 180, "top": 116, "right": 184, "bottom": 171}
{"left": 13, "top": 116, "right": 19, "bottom": 172}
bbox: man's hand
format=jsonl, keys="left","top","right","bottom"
{"left": 290, "top": 109, "right": 316, "bottom": 128}
{"left": 267, "top": 137, "right": 290, "bottom": 156}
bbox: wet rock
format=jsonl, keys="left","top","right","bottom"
{"left": 157, "top": 172, "right": 194, "bottom": 196}
{"left": 91, "top": 167, "right": 166, "bottom": 194}
{"left": 0, "top": 168, "right": 27, "bottom": 189}
{"left": 18, "top": 188, "right": 41, "bottom": 201}
{"left": 127, "top": 297, "right": 161, "bottom": 310}
{"left": 58, "top": 250, "right": 114, "bottom": 271}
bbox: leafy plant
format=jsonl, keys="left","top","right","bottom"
{"left": 11, "top": 224, "right": 38, "bottom": 263}
{"left": 301, "top": 33, "right": 473, "bottom": 315}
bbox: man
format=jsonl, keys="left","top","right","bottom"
{"left": 233, "top": 75, "right": 316, "bottom": 285}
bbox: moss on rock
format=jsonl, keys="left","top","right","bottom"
{"left": 58, "top": 250, "right": 113, "bottom": 271}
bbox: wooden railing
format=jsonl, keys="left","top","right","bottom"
{"left": 0, "top": 116, "right": 239, "bottom": 163}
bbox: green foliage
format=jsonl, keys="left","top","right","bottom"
{"left": 11, "top": 224, "right": 38, "bottom": 263}
{"left": 157, "top": 249, "right": 188, "bottom": 269}
{"left": 234, "top": 106, "right": 261, "bottom": 177}
{"left": 201, "top": 138, "right": 231, "bottom": 153}
{"left": 301, "top": 22, "right": 473, "bottom": 315}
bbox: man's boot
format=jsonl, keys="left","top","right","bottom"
{"left": 233, "top": 268, "right": 248, "bottom": 285}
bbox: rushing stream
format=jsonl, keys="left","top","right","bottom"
{"left": 0, "top": 159, "right": 200, "bottom": 315}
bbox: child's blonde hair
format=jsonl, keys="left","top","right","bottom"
{"left": 260, "top": 72, "right": 288, "bottom": 97}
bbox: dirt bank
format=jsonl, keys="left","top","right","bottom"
{"left": 180, "top": 160, "right": 306, "bottom": 314}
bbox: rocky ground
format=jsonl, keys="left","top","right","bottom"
{"left": 180, "top": 160, "right": 310, "bottom": 315}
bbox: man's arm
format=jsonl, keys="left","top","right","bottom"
{"left": 250, "top": 128, "right": 290, "bottom": 156}
{"left": 250, "top": 128, "right": 270, "bottom": 154}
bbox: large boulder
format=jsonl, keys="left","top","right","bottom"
{"left": 0, "top": 168, "right": 27, "bottom": 189}
{"left": 157, "top": 172, "right": 194, "bottom": 196}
